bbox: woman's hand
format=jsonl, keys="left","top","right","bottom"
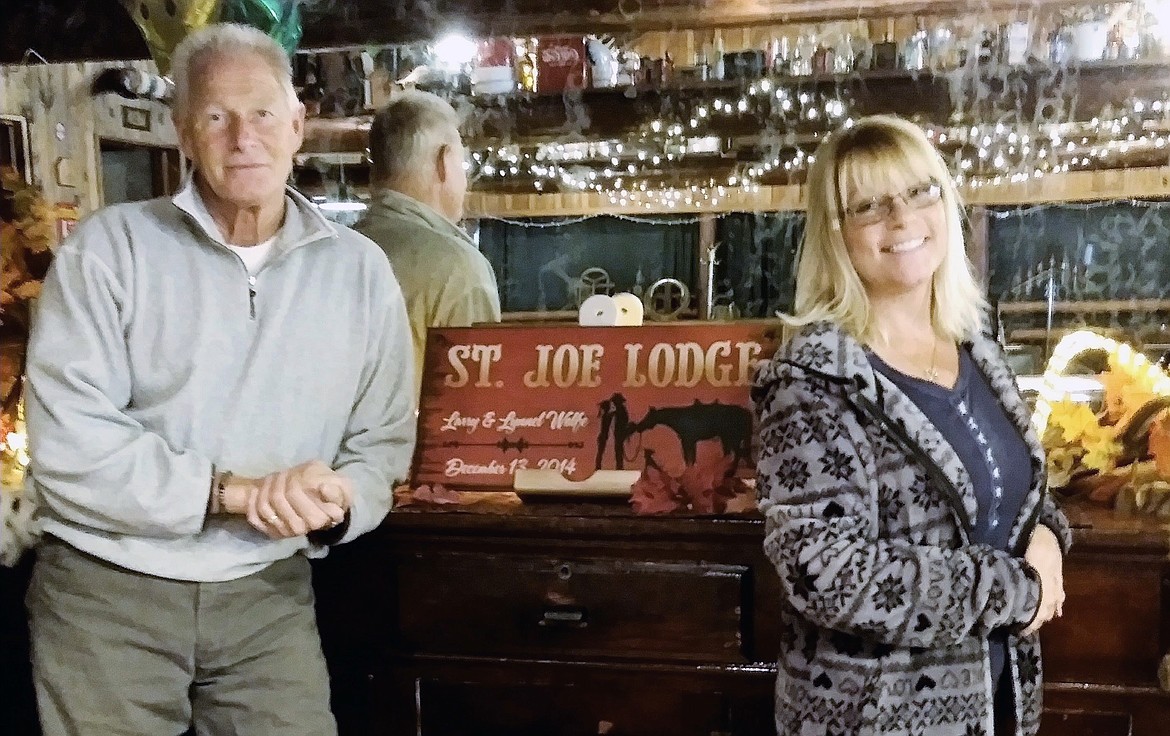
{"left": 1021, "top": 524, "right": 1065, "bottom": 636}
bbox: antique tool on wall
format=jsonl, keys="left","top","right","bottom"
{"left": 643, "top": 278, "right": 690, "bottom": 321}
{"left": 699, "top": 239, "right": 721, "bottom": 320}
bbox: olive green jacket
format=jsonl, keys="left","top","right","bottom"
{"left": 356, "top": 190, "right": 500, "bottom": 399}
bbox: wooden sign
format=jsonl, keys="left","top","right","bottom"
{"left": 413, "top": 322, "right": 783, "bottom": 491}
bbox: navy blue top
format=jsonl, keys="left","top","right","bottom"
{"left": 869, "top": 346, "right": 1032, "bottom": 694}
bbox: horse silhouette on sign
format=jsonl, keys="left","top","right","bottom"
{"left": 630, "top": 400, "right": 752, "bottom": 472}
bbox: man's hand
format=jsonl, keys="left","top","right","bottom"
{"left": 1020, "top": 524, "right": 1065, "bottom": 636}
{"left": 245, "top": 461, "right": 352, "bottom": 539}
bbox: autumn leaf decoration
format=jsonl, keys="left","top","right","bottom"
{"left": 392, "top": 483, "right": 523, "bottom": 513}
{"left": 394, "top": 483, "right": 464, "bottom": 507}
{"left": 629, "top": 464, "right": 681, "bottom": 514}
{"left": 630, "top": 453, "right": 755, "bottom": 515}
{"left": 1, "top": 166, "right": 55, "bottom": 333}
{"left": 1150, "top": 416, "right": 1170, "bottom": 480}
{"left": 1046, "top": 348, "right": 1170, "bottom": 506}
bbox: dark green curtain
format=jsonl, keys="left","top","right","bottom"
{"left": 478, "top": 216, "right": 699, "bottom": 312}
{"left": 716, "top": 211, "right": 804, "bottom": 318}
{"left": 988, "top": 201, "right": 1170, "bottom": 346}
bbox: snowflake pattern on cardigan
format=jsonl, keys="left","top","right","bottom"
{"left": 753, "top": 321, "right": 1071, "bottom": 736}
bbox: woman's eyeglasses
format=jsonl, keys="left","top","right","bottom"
{"left": 843, "top": 180, "right": 942, "bottom": 226}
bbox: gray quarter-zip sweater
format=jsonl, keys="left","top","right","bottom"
{"left": 25, "top": 180, "right": 416, "bottom": 581}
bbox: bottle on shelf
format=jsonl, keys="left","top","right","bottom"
{"left": 693, "top": 50, "right": 710, "bottom": 82}
{"left": 791, "top": 32, "right": 815, "bottom": 75}
{"left": 1104, "top": 20, "right": 1124, "bottom": 61}
{"left": 929, "top": 23, "right": 959, "bottom": 70}
{"left": 765, "top": 38, "right": 779, "bottom": 74}
{"left": 711, "top": 30, "right": 726, "bottom": 81}
{"left": 773, "top": 35, "right": 791, "bottom": 75}
{"left": 871, "top": 18, "right": 899, "bottom": 70}
{"left": 1047, "top": 23, "right": 1073, "bottom": 65}
{"left": 1004, "top": 19, "right": 1031, "bottom": 65}
{"left": 903, "top": 17, "right": 929, "bottom": 71}
{"left": 659, "top": 51, "right": 674, "bottom": 87}
{"left": 515, "top": 38, "right": 537, "bottom": 92}
{"left": 833, "top": 33, "right": 856, "bottom": 73}
{"left": 811, "top": 27, "right": 834, "bottom": 75}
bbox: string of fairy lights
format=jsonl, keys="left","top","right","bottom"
{"left": 467, "top": 82, "right": 856, "bottom": 209}
{"left": 484, "top": 213, "right": 706, "bottom": 227}
{"left": 463, "top": 83, "right": 1170, "bottom": 210}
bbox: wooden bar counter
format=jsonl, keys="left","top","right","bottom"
{"left": 313, "top": 496, "right": 1170, "bottom": 736}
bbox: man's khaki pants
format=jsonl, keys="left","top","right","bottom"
{"left": 26, "top": 538, "right": 337, "bottom": 736}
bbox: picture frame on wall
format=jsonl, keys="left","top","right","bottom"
{"left": 0, "top": 114, "right": 32, "bottom": 184}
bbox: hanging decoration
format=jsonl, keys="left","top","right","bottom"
{"left": 119, "top": 0, "right": 221, "bottom": 75}
{"left": 218, "top": 0, "right": 303, "bottom": 57}
{"left": 118, "top": 0, "right": 303, "bottom": 76}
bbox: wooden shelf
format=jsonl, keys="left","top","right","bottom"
{"left": 466, "top": 184, "right": 805, "bottom": 217}
{"left": 998, "top": 299, "right": 1170, "bottom": 315}
{"left": 469, "top": 66, "right": 952, "bottom": 105}
{"left": 466, "top": 165, "right": 1170, "bottom": 217}
{"left": 470, "top": 58, "right": 1170, "bottom": 106}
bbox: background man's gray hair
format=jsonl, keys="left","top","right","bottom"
{"left": 170, "top": 23, "right": 296, "bottom": 119}
{"left": 368, "top": 90, "right": 462, "bottom": 185}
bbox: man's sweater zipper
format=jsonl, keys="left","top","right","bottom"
{"left": 248, "top": 274, "right": 257, "bottom": 319}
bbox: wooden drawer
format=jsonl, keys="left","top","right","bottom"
{"left": 1040, "top": 553, "right": 1169, "bottom": 686}
{"left": 1040, "top": 710, "right": 1132, "bottom": 736}
{"left": 395, "top": 552, "right": 753, "bottom": 662}
{"left": 411, "top": 676, "right": 774, "bottom": 736}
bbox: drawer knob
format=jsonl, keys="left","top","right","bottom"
{"left": 556, "top": 562, "right": 573, "bottom": 580}
{"left": 540, "top": 605, "right": 588, "bottom": 628}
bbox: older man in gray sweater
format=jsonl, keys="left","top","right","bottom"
{"left": 24, "top": 23, "right": 415, "bottom": 736}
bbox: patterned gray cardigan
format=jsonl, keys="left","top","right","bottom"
{"left": 752, "top": 321, "right": 1072, "bottom": 736}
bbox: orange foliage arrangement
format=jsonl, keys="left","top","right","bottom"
{"left": 1043, "top": 351, "right": 1170, "bottom": 514}
{"left": 1, "top": 166, "right": 54, "bottom": 332}
{"left": 2, "top": 165, "right": 55, "bottom": 491}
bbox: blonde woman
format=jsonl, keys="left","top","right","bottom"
{"left": 752, "top": 115, "right": 1069, "bottom": 736}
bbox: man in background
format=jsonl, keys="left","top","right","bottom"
{"left": 356, "top": 89, "right": 501, "bottom": 399}
{"left": 24, "top": 23, "right": 415, "bottom": 735}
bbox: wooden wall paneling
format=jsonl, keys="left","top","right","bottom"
{"left": 1, "top": 62, "right": 91, "bottom": 241}
{"left": 967, "top": 205, "right": 989, "bottom": 288}
{"left": 0, "top": 60, "right": 177, "bottom": 229}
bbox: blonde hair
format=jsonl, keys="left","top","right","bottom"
{"left": 170, "top": 23, "right": 297, "bottom": 121}
{"left": 784, "top": 114, "right": 985, "bottom": 344}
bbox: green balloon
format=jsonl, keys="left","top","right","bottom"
{"left": 218, "top": 0, "right": 303, "bottom": 56}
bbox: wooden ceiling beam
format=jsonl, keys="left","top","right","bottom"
{"left": 0, "top": 0, "right": 1092, "bottom": 62}
{"left": 302, "top": 0, "right": 1087, "bottom": 48}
